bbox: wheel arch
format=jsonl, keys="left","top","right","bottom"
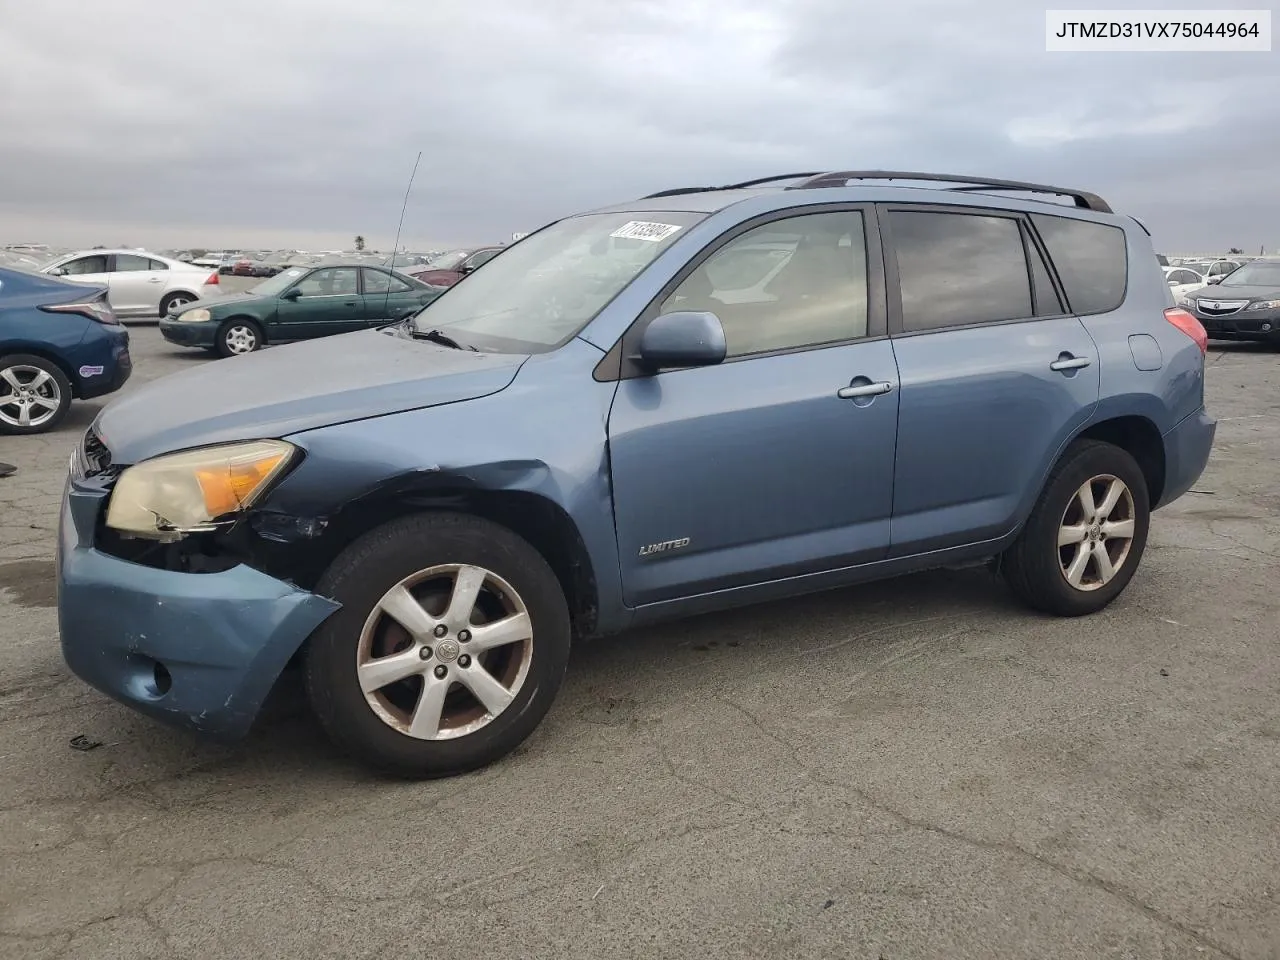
{"left": 1073, "top": 414, "right": 1166, "bottom": 507}
{"left": 0, "top": 346, "right": 81, "bottom": 398}
{"left": 277, "top": 482, "right": 601, "bottom": 640}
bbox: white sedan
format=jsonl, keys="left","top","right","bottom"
{"left": 41, "top": 249, "right": 221, "bottom": 318}
{"left": 1163, "top": 266, "right": 1206, "bottom": 300}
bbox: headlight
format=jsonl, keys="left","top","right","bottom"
{"left": 1176, "top": 296, "right": 1194, "bottom": 308}
{"left": 1244, "top": 299, "right": 1280, "bottom": 311}
{"left": 175, "top": 308, "right": 211, "bottom": 322}
{"left": 105, "top": 440, "right": 296, "bottom": 540}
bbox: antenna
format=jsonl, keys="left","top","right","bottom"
{"left": 385, "top": 150, "right": 423, "bottom": 319}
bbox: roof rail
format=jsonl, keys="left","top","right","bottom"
{"left": 642, "top": 172, "right": 822, "bottom": 200}
{"left": 786, "top": 170, "right": 1112, "bottom": 213}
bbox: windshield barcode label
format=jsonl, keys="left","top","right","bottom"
{"left": 611, "top": 221, "right": 683, "bottom": 243}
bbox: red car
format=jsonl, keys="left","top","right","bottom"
{"left": 231, "top": 258, "right": 256, "bottom": 277}
{"left": 405, "top": 246, "right": 503, "bottom": 287}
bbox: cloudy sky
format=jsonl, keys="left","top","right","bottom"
{"left": 1, "top": 0, "right": 1276, "bottom": 254}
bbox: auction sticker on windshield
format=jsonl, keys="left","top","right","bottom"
{"left": 610, "top": 221, "right": 683, "bottom": 242}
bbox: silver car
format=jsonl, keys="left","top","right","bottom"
{"left": 41, "top": 249, "right": 221, "bottom": 318}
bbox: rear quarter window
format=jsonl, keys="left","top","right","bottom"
{"left": 1031, "top": 213, "right": 1128, "bottom": 315}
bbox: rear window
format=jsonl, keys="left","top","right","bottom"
{"left": 1031, "top": 214, "right": 1128, "bottom": 315}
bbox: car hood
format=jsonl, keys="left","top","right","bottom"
{"left": 95, "top": 328, "right": 527, "bottom": 464}
{"left": 174, "top": 292, "right": 262, "bottom": 315}
{"left": 1190, "top": 284, "right": 1280, "bottom": 301}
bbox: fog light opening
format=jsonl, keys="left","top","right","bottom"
{"left": 152, "top": 662, "right": 172, "bottom": 696}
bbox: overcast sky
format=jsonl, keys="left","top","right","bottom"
{"left": 1, "top": 0, "right": 1275, "bottom": 253}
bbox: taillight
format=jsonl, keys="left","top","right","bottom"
{"left": 1164, "top": 307, "right": 1207, "bottom": 354}
{"left": 206, "top": 272, "right": 219, "bottom": 285}
{"left": 41, "top": 297, "right": 120, "bottom": 325}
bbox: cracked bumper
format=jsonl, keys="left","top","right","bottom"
{"left": 56, "top": 480, "right": 340, "bottom": 740}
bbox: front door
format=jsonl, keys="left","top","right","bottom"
{"left": 106, "top": 253, "right": 165, "bottom": 316}
{"left": 52, "top": 254, "right": 110, "bottom": 293}
{"left": 881, "top": 206, "right": 1102, "bottom": 557}
{"left": 607, "top": 208, "right": 901, "bottom": 607}
{"left": 274, "top": 267, "right": 364, "bottom": 339}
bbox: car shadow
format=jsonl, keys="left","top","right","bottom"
{"left": 59, "top": 564, "right": 1026, "bottom": 788}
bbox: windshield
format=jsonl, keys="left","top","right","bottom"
{"left": 409, "top": 211, "right": 705, "bottom": 352}
{"left": 250, "top": 267, "right": 307, "bottom": 296}
{"left": 1219, "top": 261, "right": 1280, "bottom": 287}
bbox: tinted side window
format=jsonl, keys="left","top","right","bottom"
{"left": 362, "top": 269, "right": 412, "bottom": 294}
{"left": 659, "top": 210, "right": 869, "bottom": 358}
{"left": 464, "top": 249, "right": 500, "bottom": 270}
{"left": 147, "top": 259, "right": 169, "bottom": 271}
{"left": 1031, "top": 213, "right": 1127, "bottom": 314}
{"left": 891, "top": 211, "right": 1032, "bottom": 332}
{"left": 296, "top": 268, "right": 358, "bottom": 297}
{"left": 63, "top": 256, "right": 108, "bottom": 275}
{"left": 113, "top": 254, "right": 151, "bottom": 272}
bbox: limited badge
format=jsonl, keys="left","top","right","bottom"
{"left": 78, "top": 365, "right": 104, "bottom": 377}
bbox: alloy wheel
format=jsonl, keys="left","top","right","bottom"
{"left": 1057, "top": 474, "right": 1136, "bottom": 591}
{"left": 356, "top": 563, "right": 535, "bottom": 740}
{"left": 0, "top": 365, "right": 62, "bottom": 429}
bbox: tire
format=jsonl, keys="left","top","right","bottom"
{"left": 1001, "top": 439, "right": 1150, "bottom": 617}
{"left": 304, "top": 512, "right": 572, "bottom": 779}
{"left": 160, "top": 292, "right": 196, "bottom": 317}
{"left": 215, "top": 318, "right": 264, "bottom": 357}
{"left": 0, "top": 354, "right": 73, "bottom": 435}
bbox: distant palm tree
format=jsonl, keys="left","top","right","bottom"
{"left": 354, "top": 235, "right": 366, "bottom": 251}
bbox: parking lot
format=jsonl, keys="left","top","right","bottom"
{"left": 0, "top": 328, "right": 1277, "bottom": 959}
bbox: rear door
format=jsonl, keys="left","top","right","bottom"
{"left": 359, "top": 267, "right": 425, "bottom": 325}
{"left": 274, "top": 267, "right": 364, "bottom": 339}
{"left": 105, "top": 253, "right": 165, "bottom": 316}
{"left": 882, "top": 205, "right": 1100, "bottom": 557}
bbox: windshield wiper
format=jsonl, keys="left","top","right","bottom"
{"left": 410, "top": 326, "right": 476, "bottom": 351}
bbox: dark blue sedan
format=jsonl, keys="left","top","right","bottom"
{"left": 0, "top": 267, "right": 132, "bottom": 434}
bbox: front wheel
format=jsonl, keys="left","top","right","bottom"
{"left": 1001, "top": 440, "right": 1150, "bottom": 617}
{"left": 216, "top": 319, "right": 263, "bottom": 357}
{"left": 304, "top": 513, "right": 572, "bottom": 779}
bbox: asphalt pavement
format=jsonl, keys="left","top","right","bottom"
{"left": 0, "top": 324, "right": 1277, "bottom": 960}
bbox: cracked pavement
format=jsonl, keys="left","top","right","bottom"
{"left": 1, "top": 326, "right": 1277, "bottom": 960}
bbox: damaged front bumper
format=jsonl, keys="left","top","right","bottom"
{"left": 56, "top": 480, "right": 341, "bottom": 740}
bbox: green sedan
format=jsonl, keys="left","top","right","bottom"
{"left": 160, "top": 263, "right": 445, "bottom": 357}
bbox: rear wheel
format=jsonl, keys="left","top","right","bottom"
{"left": 1002, "top": 440, "right": 1150, "bottom": 617}
{"left": 305, "top": 513, "right": 571, "bottom": 779}
{"left": 0, "top": 354, "right": 72, "bottom": 435}
{"left": 216, "top": 319, "right": 263, "bottom": 357}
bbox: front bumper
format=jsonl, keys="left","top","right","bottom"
{"left": 159, "top": 317, "right": 218, "bottom": 347}
{"left": 1189, "top": 307, "right": 1280, "bottom": 341}
{"left": 57, "top": 479, "right": 340, "bottom": 739}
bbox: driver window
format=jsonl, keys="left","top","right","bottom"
{"left": 295, "top": 268, "right": 358, "bottom": 297}
{"left": 63, "top": 255, "right": 108, "bottom": 275}
{"left": 658, "top": 211, "right": 868, "bottom": 358}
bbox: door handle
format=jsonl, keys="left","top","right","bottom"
{"left": 1049, "top": 355, "right": 1091, "bottom": 372}
{"left": 344, "top": 301, "right": 357, "bottom": 306}
{"left": 147, "top": 277, "right": 163, "bottom": 283}
{"left": 837, "top": 381, "right": 894, "bottom": 399}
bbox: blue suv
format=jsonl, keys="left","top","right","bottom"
{"left": 57, "top": 171, "right": 1215, "bottom": 777}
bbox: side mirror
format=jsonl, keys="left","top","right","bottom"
{"left": 636, "top": 311, "right": 727, "bottom": 370}
{"left": 50, "top": 267, "right": 67, "bottom": 276}
{"left": 1206, "top": 276, "right": 1221, "bottom": 285}
{"left": 281, "top": 287, "right": 302, "bottom": 300}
